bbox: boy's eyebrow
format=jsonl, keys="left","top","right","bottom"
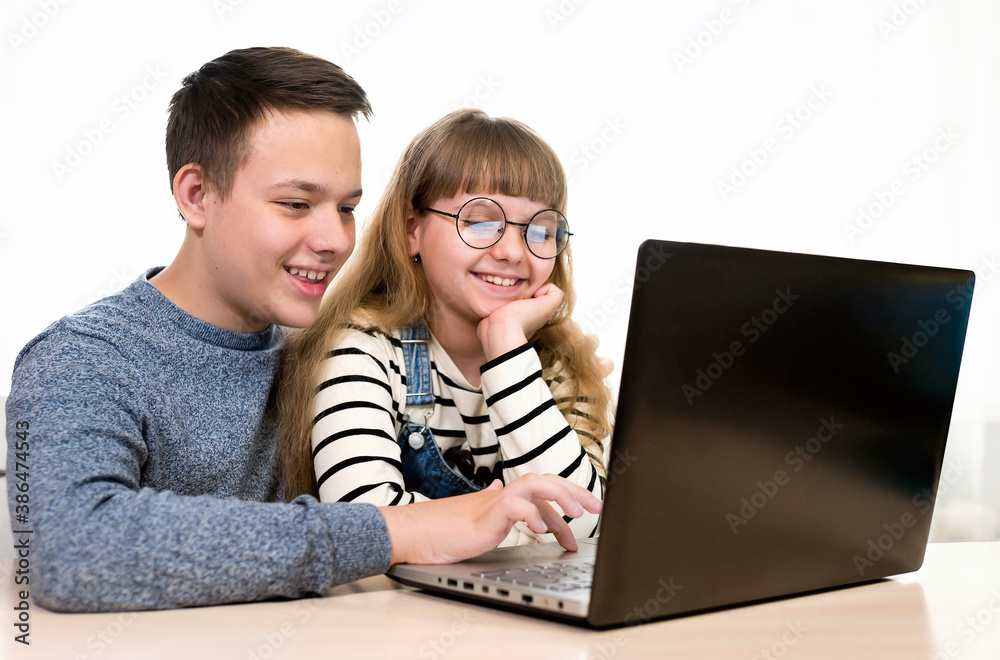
{"left": 267, "top": 179, "right": 324, "bottom": 194}
{"left": 266, "top": 179, "right": 363, "bottom": 199}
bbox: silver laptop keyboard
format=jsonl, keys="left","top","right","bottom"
{"left": 471, "top": 558, "right": 594, "bottom": 592}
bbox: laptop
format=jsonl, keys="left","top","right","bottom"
{"left": 387, "top": 240, "right": 975, "bottom": 628}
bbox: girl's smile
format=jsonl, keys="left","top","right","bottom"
{"left": 408, "top": 191, "right": 557, "bottom": 331}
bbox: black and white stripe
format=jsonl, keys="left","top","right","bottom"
{"left": 310, "top": 328, "right": 604, "bottom": 545}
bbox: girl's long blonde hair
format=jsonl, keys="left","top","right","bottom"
{"left": 277, "top": 109, "right": 613, "bottom": 500}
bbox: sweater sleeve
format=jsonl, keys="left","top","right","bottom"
{"left": 311, "top": 331, "right": 429, "bottom": 506}
{"left": 5, "top": 334, "right": 391, "bottom": 613}
{"left": 479, "top": 343, "right": 603, "bottom": 539}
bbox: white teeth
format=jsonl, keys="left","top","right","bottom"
{"left": 484, "top": 274, "right": 517, "bottom": 287}
{"left": 287, "top": 267, "right": 327, "bottom": 281}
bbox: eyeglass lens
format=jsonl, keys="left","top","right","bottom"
{"left": 457, "top": 198, "right": 569, "bottom": 258}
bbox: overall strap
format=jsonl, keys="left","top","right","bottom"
{"left": 399, "top": 322, "right": 433, "bottom": 407}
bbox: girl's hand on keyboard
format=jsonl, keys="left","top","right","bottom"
{"left": 379, "top": 473, "right": 602, "bottom": 565}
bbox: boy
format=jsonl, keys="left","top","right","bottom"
{"left": 5, "top": 47, "right": 600, "bottom": 612}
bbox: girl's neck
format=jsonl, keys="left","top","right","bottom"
{"left": 427, "top": 312, "right": 486, "bottom": 388}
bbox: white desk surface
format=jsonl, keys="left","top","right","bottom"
{"left": 2, "top": 541, "right": 998, "bottom": 659}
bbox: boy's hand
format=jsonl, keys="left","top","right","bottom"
{"left": 379, "top": 472, "right": 602, "bottom": 565}
{"left": 477, "top": 284, "right": 564, "bottom": 359}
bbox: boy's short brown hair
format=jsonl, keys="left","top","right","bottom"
{"left": 166, "top": 46, "right": 371, "bottom": 200}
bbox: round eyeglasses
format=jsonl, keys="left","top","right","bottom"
{"left": 421, "top": 197, "right": 572, "bottom": 259}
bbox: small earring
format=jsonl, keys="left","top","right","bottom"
{"left": 413, "top": 254, "right": 421, "bottom": 264}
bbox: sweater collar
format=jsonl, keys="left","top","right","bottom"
{"left": 130, "top": 267, "right": 280, "bottom": 351}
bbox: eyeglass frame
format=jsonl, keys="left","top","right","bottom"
{"left": 420, "top": 196, "right": 573, "bottom": 259}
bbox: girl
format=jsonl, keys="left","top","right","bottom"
{"left": 279, "top": 109, "right": 612, "bottom": 544}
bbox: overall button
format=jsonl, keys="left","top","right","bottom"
{"left": 408, "top": 431, "right": 425, "bottom": 450}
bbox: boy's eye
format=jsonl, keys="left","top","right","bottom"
{"left": 279, "top": 201, "right": 309, "bottom": 211}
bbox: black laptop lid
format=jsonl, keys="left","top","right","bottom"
{"left": 589, "top": 240, "right": 974, "bottom": 627}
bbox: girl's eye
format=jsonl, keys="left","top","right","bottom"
{"left": 280, "top": 201, "right": 309, "bottom": 211}
{"left": 339, "top": 206, "right": 356, "bottom": 215}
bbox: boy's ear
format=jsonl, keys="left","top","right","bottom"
{"left": 173, "top": 163, "right": 209, "bottom": 229}
{"left": 405, "top": 206, "right": 422, "bottom": 257}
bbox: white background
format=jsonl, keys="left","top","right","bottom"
{"left": 1, "top": 0, "right": 998, "bottom": 538}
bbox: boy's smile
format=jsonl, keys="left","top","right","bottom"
{"left": 155, "top": 109, "right": 362, "bottom": 332}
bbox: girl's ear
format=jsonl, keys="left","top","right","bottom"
{"left": 405, "top": 206, "right": 422, "bottom": 258}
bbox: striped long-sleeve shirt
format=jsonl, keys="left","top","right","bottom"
{"left": 311, "top": 327, "right": 603, "bottom": 543}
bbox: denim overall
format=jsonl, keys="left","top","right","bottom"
{"left": 397, "top": 323, "right": 482, "bottom": 499}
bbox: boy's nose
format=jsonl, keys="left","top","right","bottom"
{"left": 310, "top": 209, "right": 355, "bottom": 256}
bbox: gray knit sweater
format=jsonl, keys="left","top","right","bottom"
{"left": 5, "top": 269, "right": 391, "bottom": 612}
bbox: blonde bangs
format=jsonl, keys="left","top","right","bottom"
{"left": 411, "top": 111, "right": 567, "bottom": 213}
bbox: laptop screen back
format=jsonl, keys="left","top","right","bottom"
{"left": 589, "top": 241, "right": 974, "bottom": 627}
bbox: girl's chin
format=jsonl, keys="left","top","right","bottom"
{"left": 475, "top": 299, "right": 524, "bottom": 318}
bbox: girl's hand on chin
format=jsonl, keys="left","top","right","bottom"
{"left": 477, "top": 284, "right": 564, "bottom": 359}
